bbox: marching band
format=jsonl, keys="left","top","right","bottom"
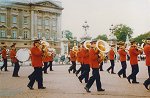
{"left": 0, "top": 38, "right": 150, "bottom": 92}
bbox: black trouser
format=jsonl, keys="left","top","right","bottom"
{"left": 128, "top": 64, "right": 139, "bottom": 82}
{"left": 118, "top": 61, "right": 127, "bottom": 77}
{"left": 69, "top": 61, "right": 76, "bottom": 73}
{"left": 12, "top": 62, "right": 20, "bottom": 76}
{"left": 76, "top": 63, "right": 83, "bottom": 75}
{"left": 49, "top": 61, "right": 53, "bottom": 71}
{"left": 1, "top": 58, "right": 8, "bottom": 71}
{"left": 99, "top": 62, "right": 103, "bottom": 71}
{"left": 85, "top": 68, "right": 102, "bottom": 90}
{"left": 78, "top": 64, "right": 90, "bottom": 83}
{"left": 28, "top": 67, "right": 43, "bottom": 88}
{"left": 144, "top": 66, "right": 150, "bottom": 86}
{"left": 107, "top": 60, "right": 115, "bottom": 73}
{"left": 42, "top": 62, "right": 48, "bottom": 73}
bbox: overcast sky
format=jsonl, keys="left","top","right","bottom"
{"left": 60, "top": 0, "right": 150, "bottom": 39}
{"left": 2, "top": 0, "right": 150, "bottom": 39}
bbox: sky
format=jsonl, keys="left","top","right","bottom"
{"left": 1, "top": 0, "right": 150, "bottom": 39}
{"left": 60, "top": 0, "right": 150, "bottom": 39}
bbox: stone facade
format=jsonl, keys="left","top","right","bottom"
{"left": 0, "top": 0, "right": 63, "bottom": 53}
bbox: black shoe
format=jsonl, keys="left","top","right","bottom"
{"left": 12, "top": 75, "right": 20, "bottom": 77}
{"left": 127, "top": 77, "right": 131, "bottom": 83}
{"left": 38, "top": 87, "right": 46, "bottom": 89}
{"left": 68, "top": 69, "right": 70, "bottom": 73}
{"left": 97, "top": 88, "right": 105, "bottom": 91}
{"left": 50, "top": 70, "right": 54, "bottom": 71}
{"left": 111, "top": 72, "right": 116, "bottom": 74}
{"left": 27, "top": 85, "right": 34, "bottom": 90}
{"left": 123, "top": 76, "right": 127, "bottom": 78}
{"left": 78, "top": 77, "right": 82, "bottom": 83}
{"left": 84, "top": 87, "right": 91, "bottom": 93}
{"left": 118, "top": 73, "right": 121, "bottom": 78}
{"left": 5, "top": 70, "right": 9, "bottom": 72}
{"left": 44, "top": 72, "right": 48, "bottom": 74}
{"left": 107, "top": 69, "right": 110, "bottom": 73}
{"left": 143, "top": 82, "right": 149, "bottom": 90}
{"left": 0, "top": 67, "right": 2, "bottom": 71}
{"left": 132, "top": 81, "right": 139, "bottom": 84}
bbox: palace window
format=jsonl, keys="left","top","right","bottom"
{"left": 12, "top": 30, "right": 17, "bottom": 39}
{"left": 0, "top": 14, "right": 6, "bottom": 23}
{"left": 24, "top": 17, "right": 28, "bottom": 24}
{"left": 38, "top": 17, "right": 42, "bottom": 25}
{"left": 0, "top": 30, "right": 6, "bottom": 38}
{"left": 12, "top": 16, "right": 17, "bottom": 24}
{"left": 45, "top": 18, "right": 49, "bottom": 26}
{"left": 23, "top": 31, "right": 28, "bottom": 39}
{"left": 52, "top": 18, "right": 57, "bottom": 27}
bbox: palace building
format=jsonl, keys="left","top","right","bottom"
{"left": 0, "top": 0, "right": 63, "bottom": 53}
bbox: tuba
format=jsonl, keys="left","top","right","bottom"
{"left": 96, "top": 40, "right": 110, "bottom": 63}
{"left": 83, "top": 40, "right": 91, "bottom": 50}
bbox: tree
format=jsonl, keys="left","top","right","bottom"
{"left": 94, "top": 34, "right": 108, "bottom": 41}
{"left": 64, "top": 30, "right": 73, "bottom": 40}
{"left": 113, "top": 24, "right": 133, "bottom": 41}
{"left": 134, "top": 32, "right": 150, "bottom": 44}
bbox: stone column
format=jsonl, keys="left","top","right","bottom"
{"left": 18, "top": 9, "right": 23, "bottom": 37}
{"left": 30, "top": 9, "right": 34, "bottom": 40}
{"left": 57, "top": 13, "right": 62, "bottom": 41}
{"left": 6, "top": 7, "right": 11, "bottom": 36}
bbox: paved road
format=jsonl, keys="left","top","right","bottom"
{"left": 0, "top": 61, "right": 150, "bottom": 98}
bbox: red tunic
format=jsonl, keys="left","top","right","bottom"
{"left": 77, "top": 50, "right": 82, "bottom": 63}
{"left": 2, "top": 49, "right": 7, "bottom": 59}
{"left": 48, "top": 53, "right": 53, "bottom": 62}
{"left": 70, "top": 50, "right": 76, "bottom": 61}
{"left": 118, "top": 49, "right": 127, "bottom": 62}
{"left": 83, "top": 48, "right": 89, "bottom": 64}
{"left": 129, "top": 46, "right": 140, "bottom": 65}
{"left": 109, "top": 49, "right": 115, "bottom": 60}
{"left": 89, "top": 48, "right": 99, "bottom": 68}
{"left": 144, "top": 44, "right": 150, "bottom": 66}
{"left": 10, "top": 49, "right": 18, "bottom": 63}
{"left": 30, "top": 46, "right": 43, "bottom": 67}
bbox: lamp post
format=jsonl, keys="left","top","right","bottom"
{"left": 82, "top": 21, "right": 89, "bottom": 36}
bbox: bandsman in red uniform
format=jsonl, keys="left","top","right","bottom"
{"left": 42, "top": 44, "right": 50, "bottom": 74}
{"left": 78, "top": 45, "right": 90, "bottom": 83}
{"left": 84, "top": 40, "right": 105, "bottom": 93}
{"left": 10, "top": 44, "right": 20, "bottom": 77}
{"left": 117, "top": 42, "right": 127, "bottom": 78}
{"left": 143, "top": 38, "right": 150, "bottom": 90}
{"left": 127, "top": 40, "right": 142, "bottom": 84}
{"left": 75, "top": 42, "right": 84, "bottom": 76}
{"left": 0, "top": 44, "right": 8, "bottom": 71}
{"left": 107, "top": 44, "right": 116, "bottom": 74}
{"left": 27, "top": 39, "right": 46, "bottom": 90}
{"left": 48, "top": 51, "right": 54, "bottom": 71}
{"left": 68, "top": 48, "right": 77, "bottom": 73}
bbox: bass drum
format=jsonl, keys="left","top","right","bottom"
{"left": 16, "top": 48, "right": 30, "bottom": 62}
{"left": 0, "top": 61, "right": 3, "bottom": 67}
{"left": 0, "top": 54, "right": 3, "bottom": 67}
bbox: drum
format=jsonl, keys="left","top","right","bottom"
{"left": 16, "top": 48, "right": 30, "bottom": 62}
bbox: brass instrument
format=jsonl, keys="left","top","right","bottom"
{"left": 96, "top": 40, "right": 110, "bottom": 63}
{"left": 83, "top": 40, "right": 91, "bottom": 50}
{"left": 41, "top": 40, "right": 52, "bottom": 57}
